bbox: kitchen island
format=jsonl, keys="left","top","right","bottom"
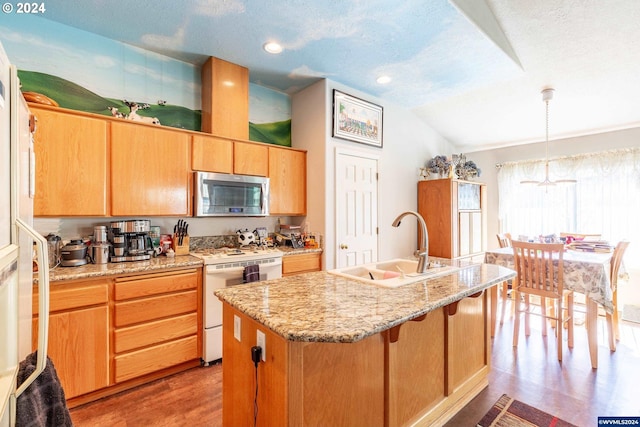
{"left": 215, "top": 262, "right": 515, "bottom": 427}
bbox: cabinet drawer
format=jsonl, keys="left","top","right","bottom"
{"left": 115, "top": 312, "right": 198, "bottom": 353}
{"left": 282, "top": 253, "right": 321, "bottom": 276}
{"left": 114, "top": 335, "right": 198, "bottom": 383}
{"left": 115, "top": 270, "right": 198, "bottom": 301}
{"left": 34, "top": 280, "right": 109, "bottom": 315}
{"left": 115, "top": 290, "right": 197, "bottom": 327}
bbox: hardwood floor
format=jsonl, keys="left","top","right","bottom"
{"left": 70, "top": 313, "right": 640, "bottom": 427}
{"left": 70, "top": 361, "right": 223, "bottom": 427}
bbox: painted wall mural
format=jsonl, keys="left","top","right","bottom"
{"left": 1, "top": 15, "right": 291, "bottom": 146}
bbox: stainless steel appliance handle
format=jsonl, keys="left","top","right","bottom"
{"left": 14, "top": 218, "right": 49, "bottom": 398}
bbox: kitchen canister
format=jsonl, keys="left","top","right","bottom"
{"left": 91, "top": 243, "right": 110, "bottom": 264}
{"left": 93, "top": 225, "right": 107, "bottom": 243}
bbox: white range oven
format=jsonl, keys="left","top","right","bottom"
{"left": 191, "top": 247, "right": 283, "bottom": 364}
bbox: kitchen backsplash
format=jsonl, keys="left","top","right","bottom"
{"left": 34, "top": 216, "right": 305, "bottom": 244}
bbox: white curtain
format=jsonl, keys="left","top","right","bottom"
{"left": 497, "top": 148, "right": 640, "bottom": 268}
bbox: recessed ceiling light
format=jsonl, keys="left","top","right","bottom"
{"left": 263, "top": 42, "right": 283, "bottom": 54}
{"left": 376, "top": 75, "right": 391, "bottom": 84}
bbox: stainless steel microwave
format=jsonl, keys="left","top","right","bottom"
{"left": 194, "top": 172, "right": 270, "bottom": 217}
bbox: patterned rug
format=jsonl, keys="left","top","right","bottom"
{"left": 477, "top": 394, "right": 577, "bottom": 427}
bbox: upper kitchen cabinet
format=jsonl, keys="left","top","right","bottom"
{"left": 31, "top": 105, "right": 109, "bottom": 216}
{"left": 201, "top": 57, "right": 249, "bottom": 140}
{"left": 191, "top": 136, "right": 268, "bottom": 177}
{"left": 268, "top": 147, "right": 307, "bottom": 215}
{"left": 418, "top": 178, "right": 486, "bottom": 262}
{"left": 111, "top": 122, "right": 191, "bottom": 216}
{"left": 234, "top": 141, "right": 268, "bottom": 176}
{"left": 192, "top": 134, "right": 233, "bottom": 173}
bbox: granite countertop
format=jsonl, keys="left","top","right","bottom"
{"left": 215, "top": 263, "right": 515, "bottom": 344}
{"left": 44, "top": 255, "right": 203, "bottom": 282}
{"left": 277, "top": 246, "right": 323, "bottom": 256}
{"left": 42, "top": 247, "right": 322, "bottom": 282}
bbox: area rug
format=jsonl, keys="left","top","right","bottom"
{"left": 477, "top": 394, "right": 577, "bottom": 427}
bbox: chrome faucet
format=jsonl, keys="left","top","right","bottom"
{"left": 391, "top": 211, "right": 429, "bottom": 274}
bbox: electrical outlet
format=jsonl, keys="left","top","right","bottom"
{"left": 234, "top": 315, "right": 241, "bottom": 341}
{"left": 256, "top": 330, "right": 266, "bottom": 362}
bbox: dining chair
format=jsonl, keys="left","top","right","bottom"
{"left": 511, "top": 241, "right": 574, "bottom": 361}
{"left": 607, "top": 240, "right": 630, "bottom": 351}
{"left": 496, "top": 233, "right": 513, "bottom": 325}
{"left": 497, "top": 233, "right": 512, "bottom": 248}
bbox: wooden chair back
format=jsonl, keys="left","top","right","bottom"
{"left": 497, "top": 233, "right": 512, "bottom": 248}
{"left": 610, "top": 240, "right": 630, "bottom": 290}
{"left": 511, "top": 241, "right": 565, "bottom": 300}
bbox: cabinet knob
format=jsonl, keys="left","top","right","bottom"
{"left": 340, "top": 244, "right": 348, "bottom": 250}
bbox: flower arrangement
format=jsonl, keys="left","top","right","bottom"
{"left": 453, "top": 153, "right": 481, "bottom": 180}
{"left": 425, "top": 155, "right": 451, "bottom": 178}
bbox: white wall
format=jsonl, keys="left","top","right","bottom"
{"left": 292, "top": 79, "right": 453, "bottom": 270}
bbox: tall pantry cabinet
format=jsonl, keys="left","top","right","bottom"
{"left": 417, "top": 178, "right": 487, "bottom": 262}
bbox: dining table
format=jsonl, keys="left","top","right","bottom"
{"left": 484, "top": 246, "right": 614, "bottom": 369}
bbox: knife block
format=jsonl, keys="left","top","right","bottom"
{"left": 172, "top": 234, "right": 190, "bottom": 255}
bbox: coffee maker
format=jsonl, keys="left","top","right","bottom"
{"left": 109, "top": 220, "right": 154, "bottom": 262}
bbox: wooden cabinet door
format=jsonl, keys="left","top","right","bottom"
{"left": 234, "top": 141, "right": 268, "bottom": 176}
{"left": 418, "top": 179, "right": 454, "bottom": 258}
{"left": 111, "top": 122, "right": 191, "bottom": 216}
{"left": 445, "top": 292, "right": 488, "bottom": 394}
{"left": 268, "top": 147, "right": 306, "bottom": 215}
{"left": 33, "top": 306, "right": 109, "bottom": 399}
{"left": 282, "top": 253, "right": 321, "bottom": 276}
{"left": 32, "top": 279, "right": 110, "bottom": 399}
{"left": 31, "top": 106, "right": 108, "bottom": 216}
{"left": 192, "top": 134, "right": 233, "bottom": 173}
{"left": 470, "top": 211, "right": 483, "bottom": 254}
{"left": 459, "top": 212, "right": 471, "bottom": 257}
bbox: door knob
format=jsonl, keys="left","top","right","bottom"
{"left": 340, "top": 244, "right": 348, "bottom": 249}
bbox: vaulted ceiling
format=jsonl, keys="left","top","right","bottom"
{"left": 31, "top": 0, "right": 640, "bottom": 152}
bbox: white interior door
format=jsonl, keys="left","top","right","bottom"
{"left": 335, "top": 151, "right": 378, "bottom": 268}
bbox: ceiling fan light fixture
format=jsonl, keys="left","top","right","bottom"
{"left": 263, "top": 42, "right": 283, "bottom": 54}
{"left": 520, "top": 88, "right": 577, "bottom": 186}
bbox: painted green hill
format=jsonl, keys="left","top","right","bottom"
{"left": 16, "top": 70, "right": 289, "bottom": 143}
{"left": 250, "top": 120, "right": 291, "bottom": 147}
{"left": 17, "top": 70, "right": 201, "bottom": 131}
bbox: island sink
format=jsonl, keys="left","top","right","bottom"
{"left": 328, "top": 258, "right": 460, "bottom": 287}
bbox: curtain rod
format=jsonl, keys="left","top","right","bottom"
{"left": 495, "top": 147, "right": 639, "bottom": 169}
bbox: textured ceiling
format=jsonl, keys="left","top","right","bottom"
{"left": 23, "top": 0, "right": 640, "bottom": 151}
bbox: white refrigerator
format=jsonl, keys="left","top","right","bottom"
{"left": 0, "top": 41, "right": 50, "bottom": 427}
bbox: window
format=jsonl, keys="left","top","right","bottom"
{"left": 497, "top": 148, "right": 640, "bottom": 268}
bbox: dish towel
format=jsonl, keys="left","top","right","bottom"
{"left": 16, "top": 351, "right": 73, "bottom": 427}
{"left": 243, "top": 264, "right": 260, "bottom": 283}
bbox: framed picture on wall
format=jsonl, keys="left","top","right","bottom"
{"left": 332, "top": 90, "right": 383, "bottom": 148}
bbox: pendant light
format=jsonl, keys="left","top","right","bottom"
{"left": 521, "top": 88, "right": 576, "bottom": 186}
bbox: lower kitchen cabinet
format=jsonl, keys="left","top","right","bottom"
{"left": 221, "top": 288, "right": 490, "bottom": 427}
{"left": 32, "top": 279, "right": 110, "bottom": 399}
{"left": 33, "top": 267, "right": 202, "bottom": 406}
{"left": 113, "top": 269, "right": 201, "bottom": 383}
{"left": 282, "top": 252, "right": 322, "bottom": 276}
{"left": 445, "top": 290, "right": 489, "bottom": 395}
